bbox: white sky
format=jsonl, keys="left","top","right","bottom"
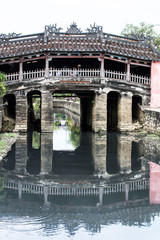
{"left": 1, "top": 0, "right": 160, "bottom": 36}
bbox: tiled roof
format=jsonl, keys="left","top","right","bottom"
{"left": 0, "top": 24, "right": 160, "bottom": 61}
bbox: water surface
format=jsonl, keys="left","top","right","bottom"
{"left": 0, "top": 113, "right": 160, "bottom": 240}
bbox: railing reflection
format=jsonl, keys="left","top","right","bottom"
{"left": 4, "top": 177, "right": 149, "bottom": 206}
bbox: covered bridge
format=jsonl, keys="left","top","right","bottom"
{"left": 0, "top": 23, "right": 160, "bottom": 132}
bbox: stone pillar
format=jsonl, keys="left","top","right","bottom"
{"left": 118, "top": 92, "right": 132, "bottom": 131}
{"left": 41, "top": 133, "right": 53, "bottom": 174}
{"left": 92, "top": 133, "right": 107, "bottom": 173}
{"left": 41, "top": 90, "right": 53, "bottom": 132}
{"left": 14, "top": 133, "right": 27, "bottom": 174}
{"left": 117, "top": 135, "right": 132, "bottom": 174}
{"left": 19, "top": 57, "right": 23, "bottom": 81}
{"left": 45, "top": 53, "right": 49, "bottom": 78}
{"left": 14, "top": 92, "right": 27, "bottom": 132}
{"left": 92, "top": 92, "right": 107, "bottom": 132}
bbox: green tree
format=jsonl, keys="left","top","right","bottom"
{"left": 0, "top": 72, "right": 7, "bottom": 97}
{"left": 121, "top": 22, "right": 160, "bottom": 50}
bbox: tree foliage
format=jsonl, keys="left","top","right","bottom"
{"left": 121, "top": 22, "right": 160, "bottom": 51}
{"left": 0, "top": 72, "right": 7, "bottom": 97}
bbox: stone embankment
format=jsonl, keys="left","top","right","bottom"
{"left": 143, "top": 107, "right": 160, "bottom": 135}
{"left": 0, "top": 133, "right": 19, "bottom": 162}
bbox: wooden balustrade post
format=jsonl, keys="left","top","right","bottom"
{"left": 19, "top": 57, "right": 23, "bottom": 81}
{"left": 45, "top": 53, "right": 49, "bottom": 78}
{"left": 100, "top": 54, "right": 105, "bottom": 78}
{"left": 126, "top": 59, "right": 130, "bottom": 81}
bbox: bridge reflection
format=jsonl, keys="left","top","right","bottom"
{"left": 1, "top": 139, "right": 160, "bottom": 232}
{"left": 1, "top": 131, "right": 147, "bottom": 177}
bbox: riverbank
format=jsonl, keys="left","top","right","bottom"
{"left": 0, "top": 133, "right": 19, "bottom": 162}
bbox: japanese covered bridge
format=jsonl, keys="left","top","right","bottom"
{"left": 0, "top": 23, "right": 160, "bottom": 132}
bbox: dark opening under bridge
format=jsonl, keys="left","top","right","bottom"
{"left": 0, "top": 23, "right": 160, "bottom": 133}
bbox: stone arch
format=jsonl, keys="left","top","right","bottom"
{"left": 3, "top": 94, "right": 16, "bottom": 119}
{"left": 27, "top": 90, "right": 41, "bottom": 131}
{"left": 132, "top": 95, "right": 142, "bottom": 123}
{"left": 107, "top": 91, "right": 121, "bottom": 131}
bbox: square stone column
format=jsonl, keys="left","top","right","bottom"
{"left": 92, "top": 133, "right": 107, "bottom": 173}
{"left": 118, "top": 92, "right": 133, "bottom": 131}
{"left": 14, "top": 93, "right": 27, "bottom": 132}
{"left": 14, "top": 134, "right": 27, "bottom": 174}
{"left": 92, "top": 93, "right": 107, "bottom": 132}
{"left": 41, "top": 90, "right": 53, "bottom": 132}
{"left": 117, "top": 135, "right": 132, "bottom": 174}
{"left": 41, "top": 133, "right": 53, "bottom": 174}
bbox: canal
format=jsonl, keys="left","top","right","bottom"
{"left": 0, "top": 111, "right": 160, "bottom": 240}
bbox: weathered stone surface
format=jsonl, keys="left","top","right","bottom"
{"left": 143, "top": 108, "right": 160, "bottom": 134}
{"left": 41, "top": 133, "right": 53, "bottom": 174}
{"left": 92, "top": 93, "right": 107, "bottom": 132}
{"left": 92, "top": 133, "right": 107, "bottom": 173}
{"left": 0, "top": 133, "right": 19, "bottom": 162}
{"left": 14, "top": 95, "right": 27, "bottom": 132}
{"left": 117, "top": 135, "right": 132, "bottom": 173}
{"left": 118, "top": 92, "right": 133, "bottom": 131}
{"left": 41, "top": 91, "right": 53, "bottom": 132}
{"left": 14, "top": 133, "right": 27, "bottom": 174}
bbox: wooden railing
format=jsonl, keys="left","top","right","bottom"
{"left": 130, "top": 74, "right": 150, "bottom": 85}
{"left": 49, "top": 68, "right": 100, "bottom": 77}
{"left": 23, "top": 69, "right": 45, "bottom": 80}
{"left": 6, "top": 68, "right": 150, "bottom": 86}
{"left": 105, "top": 70, "right": 126, "bottom": 80}
{"left": 6, "top": 72, "right": 19, "bottom": 81}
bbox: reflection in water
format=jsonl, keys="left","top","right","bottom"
{"left": 27, "top": 132, "right": 41, "bottom": 174}
{"left": 53, "top": 113, "right": 80, "bottom": 151}
{"left": 1, "top": 111, "right": 160, "bottom": 239}
{"left": 107, "top": 132, "right": 119, "bottom": 174}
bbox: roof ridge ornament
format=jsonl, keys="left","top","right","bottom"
{"left": 0, "top": 32, "right": 21, "bottom": 40}
{"left": 44, "top": 24, "right": 62, "bottom": 42}
{"left": 66, "top": 22, "right": 82, "bottom": 34}
{"left": 86, "top": 23, "right": 104, "bottom": 38}
{"left": 124, "top": 33, "right": 153, "bottom": 43}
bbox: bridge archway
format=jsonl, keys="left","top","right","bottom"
{"left": 53, "top": 91, "right": 94, "bottom": 131}
{"left": 27, "top": 90, "right": 41, "bottom": 131}
{"left": 132, "top": 95, "right": 142, "bottom": 123}
{"left": 107, "top": 91, "right": 121, "bottom": 131}
{"left": 3, "top": 94, "right": 16, "bottom": 119}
